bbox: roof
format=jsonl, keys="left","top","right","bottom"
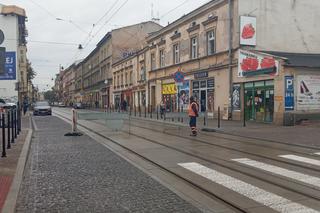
{"left": 1, "top": 5, "right": 26, "bottom": 17}
{"left": 263, "top": 51, "right": 320, "bottom": 68}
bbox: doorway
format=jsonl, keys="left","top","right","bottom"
{"left": 200, "top": 90, "right": 207, "bottom": 112}
{"left": 244, "top": 80, "right": 274, "bottom": 122}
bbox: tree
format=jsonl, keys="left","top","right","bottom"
{"left": 44, "top": 90, "right": 56, "bottom": 103}
{"left": 27, "top": 62, "right": 36, "bottom": 81}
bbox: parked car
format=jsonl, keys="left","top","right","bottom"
{"left": 73, "top": 102, "right": 83, "bottom": 109}
{"left": 0, "top": 98, "right": 16, "bottom": 113}
{"left": 33, "top": 101, "right": 52, "bottom": 116}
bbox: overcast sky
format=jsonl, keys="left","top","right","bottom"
{"left": 1, "top": 0, "right": 211, "bottom": 91}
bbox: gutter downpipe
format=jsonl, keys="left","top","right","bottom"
{"left": 228, "top": 0, "right": 233, "bottom": 120}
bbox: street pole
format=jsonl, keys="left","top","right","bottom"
{"left": 1, "top": 113, "right": 6, "bottom": 157}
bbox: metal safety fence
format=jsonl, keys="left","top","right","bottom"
{"left": 1, "top": 106, "right": 22, "bottom": 158}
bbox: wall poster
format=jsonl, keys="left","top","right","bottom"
{"left": 297, "top": 75, "right": 320, "bottom": 110}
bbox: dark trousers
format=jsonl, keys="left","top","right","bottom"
{"left": 189, "top": 116, "right": 197, "bottom": 135}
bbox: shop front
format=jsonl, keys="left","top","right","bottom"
{"left": 236, "top": 49, "right": 280, "bottom": 123}
{"left": 162, "top": 83, "right": 177, "bottom": 112}
{"left": 244, "top": 80, "right": 274, "bottom": 122}
{"left": 191, "top": 71, "right": 215, "bottom": 113}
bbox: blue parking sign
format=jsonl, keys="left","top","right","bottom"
{"left": 285, "top": 76, "right": 294, "bottom": 110}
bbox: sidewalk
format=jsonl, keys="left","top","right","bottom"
{"left": 0, "top": 115, "right": 31, "bottom": 213}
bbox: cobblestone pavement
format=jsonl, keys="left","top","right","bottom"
{"left": 15, "top": 116, "right": 201, "bottom": 213}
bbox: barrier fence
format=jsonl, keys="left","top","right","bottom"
{"left": 1, "top": 107, "right": 21, "bottom": 158}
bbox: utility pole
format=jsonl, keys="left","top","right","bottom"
{"left": 228, "top": 0, "right": 233, "bottom": 120}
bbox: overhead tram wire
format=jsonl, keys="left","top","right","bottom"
{"left": 71, "top": 0, "right": 129, "bottom": 63}
{"left": 160, "top": 0, "right": 192, "bottom": 19}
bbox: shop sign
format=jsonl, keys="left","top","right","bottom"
{"left": 238, "top": 50, "right": 279, "bottom": 77}
{"left": 240, "top": 16, "right": 256, "bottom": 46}
{"left": 285, "top": 76, "right": 294, "bottom": 111}
{"left": 193, "top": 81, "right": 199, "bottom": 89}
{"left": 207, "top": 79, "right": 215, "bottom": 88}
{"left": 232, "top": 84, "right": 241, "bottom": 110}
{"left": 0, "top": 51, "right": 16, "bottom": 80}
{"left": 162, "top": 83, "right": 177, "bottom": 95}
{"left": 194, "top": 71, "right": 208, "bottom": 79}
{"left": 297, "top": 75, "right": 320, "bottom": 110}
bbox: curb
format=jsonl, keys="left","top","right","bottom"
{"left": 2, "top": 128, "right": 33, "bottom": 213}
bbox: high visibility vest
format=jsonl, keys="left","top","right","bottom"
{"left": 188, "top": 102, "right": 198, "bottom": 117}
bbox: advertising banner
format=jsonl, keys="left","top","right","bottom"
{"left": 285, "top": 76, "right": 294, "bottom": 111}
{"left": 162, "top": 83, "right": 177, "bottom": 95}
{"left": 240, "top": 16, "right": 256, "bottom": 46}
{"left": 238, "top": 50, "right": 279, "bottom": 77}
{"left": 297, "top": 75, "right": 320, "bottom": 110}
{"left": 0, "top": 51, "right": 16, "bottom": 80}
{"left": 178, "top": 81, "right": 189, "bottom": 109}
{"left": 232, "top": 84, "right": 241, "bottom": 110}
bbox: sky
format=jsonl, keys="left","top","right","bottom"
{"left": 1, "top": 0, "right": 211, "bottom": 92}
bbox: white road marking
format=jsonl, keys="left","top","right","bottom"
{"left": 280, "top": 155, "right": 320, "bottom": 167}
{"left": 31, "top": 117, "right": 38, "bottom": 131}
{"left": 179, "top": 162, "right": 319, "bottom": 213}
{"left": 232, "top": 158, "right": 320, "bottom": 188}
{"left": 314, "top": 152, "right": 320, "bottom": 156}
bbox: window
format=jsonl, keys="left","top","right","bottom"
{"left": 173, "top": 43, "right": 180, "bottom": 64}
{"left": 125, "top": 73, "right": 128, "bottom": 85}
{"left": 130, "top": 71, "right": 133, "bottom": 84}
{"left": 159, "top": 49, "right": 165, "bottom": 67}
{"left": 207, "top": 30, "right": 215, "bottom": 55}
{"left": 191, "top": 37, "right": 198, "bottom": 59}
{"left": 151, "top": 53, "right": 156, "bottom": 70}
{"left": 140, "top": 63, "right": 146, "bottom": 81}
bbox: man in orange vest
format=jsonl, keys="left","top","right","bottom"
{"left": 188, "top": 96, "right": 199, "bottom": 136}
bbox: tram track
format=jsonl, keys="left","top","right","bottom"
{"left": 53, "top": 109, "right": 320, "bottom": 209}
{"left": 127, "top": 117, "right": 320, "bottom": 172}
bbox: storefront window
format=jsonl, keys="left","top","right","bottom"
{"left": 244, "top": 80, "right": 274, "bottom": 122}
{"left": 192, "top": 78, "right": 215, "bottom": 113}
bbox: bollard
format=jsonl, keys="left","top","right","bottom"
{"left": 14, "top": 109, "right": 17, "bottom": 139}
{"left": 11, "top": 109, "right": 14, "bottom": 143}
{"left": 2, "top": 113, "right": 6, "bottom": 157}
{"left": 218, "top": 106, "right": 221, "bottom": 128}
{"left": 181, "top": 106, "right": 184, "bottom": 123}
{"left": 144, "top": 106, "right": 147, "bottom": 118}
{"left": 139, "top": 106, "right": 141, "bottom": 117}
{"left": 243, "top": 106, "right": 246, "bottom": 127}
{"left": 7, "top": 110, "right": 11, "bottom": 149}
{"left": 134, "top": 106, "right": 137, "bottom": 117}
{"left": 204, "top": 111, "right": 207, "bottom": 126}
{"left": 156, "top": 106, "right": 159, "bottom": 120}
{"left": 150, "top": 105, "right": 153, "bottom": 119}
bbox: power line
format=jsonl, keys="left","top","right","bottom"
{"left": 160, "top": 0, "right": 191, "bottom": 19}
{"left": 5, "top": 38, "right": 79, "bottom": 46}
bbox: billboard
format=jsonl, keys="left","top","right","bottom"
{"left": 297, "top": 75, "right": 320, "bottom": 110}
{"left": 0, "top": 51, "right": 16, "bottom": 80}
{"left": 238, "top": 50, "right": 279, "bottom": 77}
{"left": 240, "top": 16, "right": 257, "bottom": 46}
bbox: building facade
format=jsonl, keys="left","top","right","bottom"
{"left": 144, "top": 0, "right": 320, "bottom": 125}
{"left": 72, "top": 21, "right": 162, "bottom": 109}
{"left": 0, "top": 4, "right": 28, "bottom": 104}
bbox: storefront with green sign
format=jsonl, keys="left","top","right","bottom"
{"left": 244, "top": 80, "right": 274, "bottom": 122}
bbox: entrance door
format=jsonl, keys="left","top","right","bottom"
{"left": 265, "top": 88, "right": 274, "bottom": 122}
{"left": 200, "top": 90, "right": 207, "bottom": 112}
{"left": 244, "top": 89, "right": 255, "bottom": 120}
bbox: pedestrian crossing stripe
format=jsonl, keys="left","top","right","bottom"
{"left": 179, "top": 162, "right": 319, "bottom": 213}
{"left": 280, "top": 155, "right": 320, "bottom": 167}
{"left": 314, "top": 153, "right": 320, "bottom": 156}
{"left": 232, "top": 158, "right": 320, "bottom": 188}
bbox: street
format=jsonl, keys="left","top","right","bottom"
{"left": 14, "top": 108, "right": 320, "bottom": 212}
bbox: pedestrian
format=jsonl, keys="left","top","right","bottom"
{"left": 160, "top": 100, "right": 165, "bottom": 119}
{"left": 188, "top": 96, "right": 199, "bottom": 136}
{"left": 23, "top": 98, "right": 28, "bottom": 115}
